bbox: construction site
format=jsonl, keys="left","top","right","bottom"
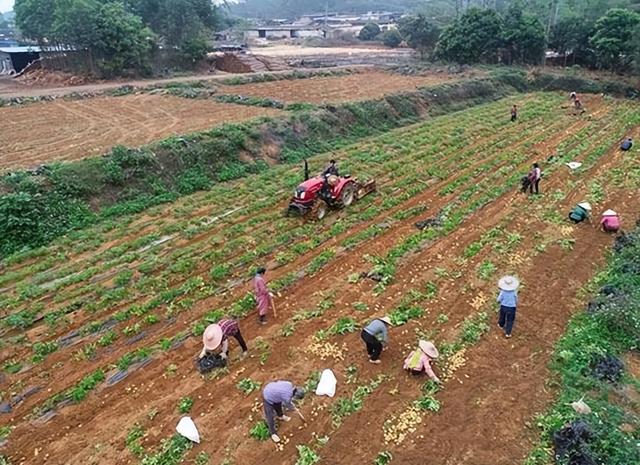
{"left": 0, "top": 54, "right": 639, "bottom": 465}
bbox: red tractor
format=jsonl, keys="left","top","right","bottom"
{"left": 286, "top": 160, "right": 376, "bottom": 220}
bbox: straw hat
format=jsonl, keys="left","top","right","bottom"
{"left": 328, "top": 175, "right": 339, "bottom": 186}
{"left": 602, "top": 209, "right": 617, "bottom": 216}
{"left": 202, "top": 324, "right": 223, "bottom": 351}
{"left": 498, "top": 276, "right": 520, "bottom": 291}
{"left": 578, "top": 202, "right": 592, "bottom": 211}
{"left": 419, "top": 340, "right": 439, "bottom": 359}
{"left": 378, "top": 316, "right": 392, "bottom": 325}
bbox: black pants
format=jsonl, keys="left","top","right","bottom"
{"left": 529, "top": 179, "right": 540, "bottom": 194}
{"left": 233, "top": 330, "right": 248, "bottom": 352}
{"left": 498, "top": 306, "right": 516, "bottom": 336}
{"left": 361, "top": 329, "right": 382, "bottom": 361}
{"left": 511, "top": 114, "right": 517, "bottom": 122}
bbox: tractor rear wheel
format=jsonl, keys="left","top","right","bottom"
{"left": 341, "top": 184, "right": 356, "bottom": 207}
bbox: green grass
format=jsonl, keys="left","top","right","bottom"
{"left": 295, "top": 445, "right": 320, "bottom": 465}
{"left": 249, "top": 421, "right": 270, "bottom": 441}
{"left": 236, "top": 378, "right": 261, "bottom": 395}
{"left": 177, "top": 396, "right": 193, "bottom": 414}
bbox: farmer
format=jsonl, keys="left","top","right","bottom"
{"left": 322, "top": 159, "right": 339, "bottom": 177}
{"left": 262, "top": 380, "right": 305, "bottom": 443}
{"left": 198, "top": 319, "right": 248, "bottom": 361}
{"left": 361, "top": 316, "right": 391, "bottom": 364}
{"left": 600, "top": 209, "right": 621, "bottom": 233}
{"left": 510, "top": 104, "right": 518, "bottom": 122}
{"left": 574, "top": 97, "right": 585, "bottom": 114}
{"left": 568, "top": 202, "right": 592, "bottom": 224}
{"left": 497, "top": 276, "right": 519, "bottom": 338}
{"left": 403, "top": 340, "right": 441, "bottom": 383}
{"left": 620, "top": 137, "right": 633, "bottom": 151}
{"left": 254, "top": 267, "right": 274, "bottom": 325}
{"left": 527, "top": 162, "right": 542, "bottom": 195}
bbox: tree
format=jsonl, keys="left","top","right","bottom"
{"left": 550, "top": 16, "right": 597, "bottom": 67}
{"left": 381, "top": 29, "right": 403, "bottom": 48}
{"left": 502, "top": 2, "right": 546, "bottom": 64}
{"left": 359, "top": 22, "right": 381, "bottom": 41}
{"left": 93, "top": 2, "right": 156, "bottom": 76}
{"left": 14, "top": 0, "right": 57, "bottom": 47}
{"left": 397, "top": 14, "right": 441, "bottom": 58}
{"left": 126, "top": 0, "right": 221, "bottom": 47}
{"left": 590, "top": 7, "right": 640, "bottom": 70}
{"left": 436, "top": 8, "right": 504, "bottom": 64}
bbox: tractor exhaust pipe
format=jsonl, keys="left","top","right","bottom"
{"left": 303, "top": 159, "right": 309, "bottom": 181}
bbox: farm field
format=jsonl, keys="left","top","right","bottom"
{"left": 0, "top": 95, "right": 282, "bottom": 172}
{"left": 218, "top": 70, "right": 463, "bottom": 104}
{"left": 0, "top": 92, "right": 639, "bottom": 465}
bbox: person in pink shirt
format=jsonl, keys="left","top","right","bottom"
{"left": 254, "top": 266, "right": 273, "bottom": 325}
{"left": 600, "top": 209, "right": 621, "bottom": 233}
{"left": 403, "top": 340, "right": 441, "bottom": 383}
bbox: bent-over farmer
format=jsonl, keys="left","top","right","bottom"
{"left": 600, "top": 209, "right": 621, "bottom": 233}
{"left": 569, "top": 202, "right": 592, "bottom": 224}
{"left": 254, "top": 266, "right": 273, "bottom": 325}
{"left": 403, "top": 340, "right": 441, "bottom": 383}
{"left": 497, "top": 276, "right": 519, "bottom": 338}
{"left": 262, "top": 380, "right": 305, "bottom": 443}
{"left": 361, "top": 316, "right": 391, "bottom": 364}
{"left": 199, "top": 319, "right": 248, "bottom": 361}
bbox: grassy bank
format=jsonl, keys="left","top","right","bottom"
{"left": 525, "top": 225, "right": 640, "bottom": 465}
{"left": 0, "top": 69, "right": 636, "bottom": 258}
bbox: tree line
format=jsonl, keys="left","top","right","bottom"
{"left": 363, "top": 1, "right": 640, "bottom": 72}
{"left": 14, "top": 0, "right": 224, "bottom": 76}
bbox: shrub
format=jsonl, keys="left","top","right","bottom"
{"left": 382, "top": 29, "right": 402, "bottom": 48}
{"left": 359, "top": 22, "right": 381, "bottom": 41}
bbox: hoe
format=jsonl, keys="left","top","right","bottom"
{"left": 286, "top": 160, "right": 376, "bottom": 220}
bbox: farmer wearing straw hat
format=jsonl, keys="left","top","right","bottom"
{"left": 262, "top": 380, "right": 306, "bottom": 443}
{"left": 569, "top": 202, "right": 592, "bottom": 224}
{"left": 600, "top": 209, "right": 621, "bottom": 233}
{"left": 497, "top": 276, "right": 520, "bottom": 338}
{"left": 199, "top": 319, "right": 248, "bottom": 361}
{"left": 403, "top": 340, "right": 441, "bottom": 383}
{"left": 361, "top": 316, "right": 391, "bottom": 364}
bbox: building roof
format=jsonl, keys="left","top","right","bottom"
{"left": 249, "top": 26, "right": 322, "bottom": 31}
{"left": 0, "top": 46, "right": 41, "bottom": 53}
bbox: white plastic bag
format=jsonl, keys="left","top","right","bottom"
{"left": 571, "top": 399, "right": 592, "bottom": 415}
{"left": 176, "top": 416, "right": 200, "bottom": 443}
{"left": 315, "top": 369, "right": 337, "bottom": 397}
{"left": 566, "top": 162, "right": 582, "bottom": 170}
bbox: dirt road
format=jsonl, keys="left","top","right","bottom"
{"left": 0, "top": 65, "right": 366, "bottom": 99}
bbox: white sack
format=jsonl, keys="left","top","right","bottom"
{"left": 566, "top": 162, "right": 583, "bottom": 170}
{"left": 176, "top": 416, "right": 200, "bottom": 443}
{"left": 315, "top": 369, "right": 337, "bottom": 397}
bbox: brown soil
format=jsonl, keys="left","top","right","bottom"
{"left": 16, "top": 69, "right": 92, "bottom": 87}
{"left": 0, "top": 94, "right": 638, "bottom": 465}
{"left": 218, "top": 71, "right": 456, "bottom": 104}
{"left": 0, "top": 95, "right": 281, "bottom": 172}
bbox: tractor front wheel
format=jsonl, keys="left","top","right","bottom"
{"left": 315, "top": 202, "right": 328, "bottom": 220}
